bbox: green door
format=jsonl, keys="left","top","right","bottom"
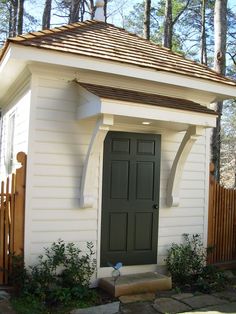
{"left": 101, "top": 131, "right": 161, "bottom": 267}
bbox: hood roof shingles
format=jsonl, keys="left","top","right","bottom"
{"left": 79, "top": 82, "right": 217, "bottom": 116}
{"left": 1, "top": 20, "right": 235, "bottom": 87}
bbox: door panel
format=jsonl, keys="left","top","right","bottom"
{"left": 136, "top": 162, "right": 154, "bottom": 199}
{"left": 101, "top": 131, "right": 161, "bottom": 267}
{"left": 109, "top": 213, "right": 128, "bottom": 251}
{"left": 112, "top": 138, "right": 130, "bottom": 153}
{"left": 137, "top": 140, "right": 155, "bottom": 155}
{"left": 134, "top": 212, "right": 153, "bottom": 250}
{"left": 110, "top": 161, "right": 129, "bottom": 199}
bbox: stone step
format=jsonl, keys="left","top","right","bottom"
{"left": 98, "top": 272, "right": 172, "bottom": 297}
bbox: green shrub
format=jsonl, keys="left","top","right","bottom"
{"left": 166, "top": 233, "right": 228, "bottom": 292}
{"left": 10, "top": 240, "right": 96, "bottom": 309}
{"left": 195, "top": 264, "right": 228, "bottom": 293}
{"left": 166, "top": 234, "right": 206, "bottom": 285}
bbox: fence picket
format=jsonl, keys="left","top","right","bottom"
{"left": 4, "top": 178, "right": 10, "bottom": 284}
{"left": 208, "top": 163, "right": 236, "bottom": 266}
{"left": 0, "top": 152, "right": 26, "bottom": 284}
{"left": 0, "top": 181, "right": 4, "bottom": 283}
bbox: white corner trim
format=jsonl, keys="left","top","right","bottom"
{"left": 80, "top": 114, "right": 114, "bottom": 208}
{"left": 166, "top": 125, "right": 204, "bottom": 207}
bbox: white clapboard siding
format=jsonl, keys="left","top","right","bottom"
{"left": 159, "top": 225, "right": 204, "bottom": 237}
{"left": 160, "top": 207, "right": 204, "bottom": 218}
{"left": 31, "top": 208, "right": 97, "bottom": 220}
{"left": 161, "top": 179, "right": 205, "bottom": 190}
{"left": 35, "top": 130, "right": 92, "bottom": 144}
{"left": 33, "top": 165, "right": 83, "bottom": 177}
{"left": 31, "top": 175, "right": 81, "bottom": 187}
{"left": 32, "top": 220, "right": 97, "bottom": 232}
{"left": 24, "top": 75, "right": 99, "bottom": 266}
{"left": 30, "top": 241, "right": 97, "bottom": 257}
{"left": 159, "top": 216, "right": 204, "bottom": 228}
{"left": 31, "top": 198, "right": 81, "bottom": 210}
{"left": 23, "top": 72, "right": 209, "bottom": 271}
{"left": 159, "top": 188, "right": 205, "bottom": 199}
{"left": 157, "top": 130, "right": 207, "bottom": 264}
{"left": 30, "top": 230, "right": 97, "bottom": 243}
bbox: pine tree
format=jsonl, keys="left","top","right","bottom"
{"left": 211, "top": 0, "right": 228, "bottom": 182}
{"left": 144, "top": 0, "right": 151, "bottom": 39}
{"left": 42, "top": 0, "right": 52, "bottom": 29}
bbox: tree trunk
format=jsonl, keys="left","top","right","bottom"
{"left": 214, "top": 0, "right": 227, "bottom": 75}
{"left": 104, "top": 0, "right": 108, "bottom": 22}
{"left": 200, "top": 0, "right": 207, "bottom": 65}
{"left": 90, "top": 0, "right": 95, "bottom": 19}
{"left": 211, "top": 0, "right": 227, "bottom": 182}
{"left": 163, "top": 0, "right": 172, "bottom": 49}
{"left": 69, "top": 0, "right": 81, "bottom": 23}
{"left": 80, "top": 0, "right": 85, "bottom": 21}
{"left": 8, "top": 3, "right": 13, "bottom": 37}
{"left": 144, "top": 0, "right": 151, "bottom": 40}
{"left": 234, "top": 152, "right": 236, "bottom": 188}
{"left": 42, "top": 0, "right": 52, "bottom": 29}
{"left": 11, "top": 0, "right": 18, "bottom": 37}
{"left": 17, "top": 0, "right": 24, "bottom": 35}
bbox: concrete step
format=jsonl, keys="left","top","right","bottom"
{"left": 98, "top": 272, "right": 172, "bottom": 297}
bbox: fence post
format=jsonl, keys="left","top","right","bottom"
{"left": 13, "top": 152, "right": 27, "bottom": 256}
{"left": 207, "top": 162, "right": 215, "bottom": 264}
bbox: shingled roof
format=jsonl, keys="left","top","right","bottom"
{"left": 80, "top": 83, "right": 217, "bottom": 115}
{"left": 1, "top": 20, "right": 235, "bottom": 87}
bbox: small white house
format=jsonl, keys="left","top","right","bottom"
{"left": 0, "top": 18, "right": 236, "bottom": 279}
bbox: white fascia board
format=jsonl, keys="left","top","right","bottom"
{"left": 101, "top": 99, "right": 217, "bottom": 128}
{"left": 9, "top": 45, "right": 236, "bottom": 100}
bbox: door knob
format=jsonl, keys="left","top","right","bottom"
{"left": 153, "top": 204, "right": 159, "bottom": 209}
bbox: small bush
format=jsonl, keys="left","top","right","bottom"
{"left": 166, "top": 233, "right": 228, "bottom": 292}
{"left": 10, "top": 240, "right": 97, "bottom": 311}
{"left": 195, "top": 264, "right": 228, "bottom": 293}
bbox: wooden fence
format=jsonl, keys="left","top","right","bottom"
{"left": 0, "top": 152, "right": 26, "bottom": 285}
{"left": 208, "top": 163, "right": 236, "bottom": 266}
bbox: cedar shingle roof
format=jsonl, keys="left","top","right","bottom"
{"left": 80, "top": 83, "right": 217, "bottom": 115}
{"left": 1, "top": 20, "right": 235, "bottom": 87}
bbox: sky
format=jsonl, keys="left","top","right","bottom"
{"left": 26, "top": 0, "right": 137, "bottom": 28}
{"left": 25, "top": 0, "right": 236, "bottom": 31}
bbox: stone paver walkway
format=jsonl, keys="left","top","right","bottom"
{"left": 1, "top": 273, "right": 236, "bottom": 314}
{"left": 1, "top": 289, "right": 236, "bottom": 314}
{"left": 119, "top": 288, "right": 236, "bottom": 314}
{"left": 0, "top": 290, "right": 16, "bottom": 314}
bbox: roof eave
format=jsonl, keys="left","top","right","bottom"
{"left": 1, "top": 43, "right": 236, "bottom": 102}
{"left": 0, "top": 44, "right": 28, "bottom": 101}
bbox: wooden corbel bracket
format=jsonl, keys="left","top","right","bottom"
{"left": 80, "top": 115, "right": 113, "bottom": 209}
{"left": 166, "top": 125, "right": 204, "bottom": 207}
